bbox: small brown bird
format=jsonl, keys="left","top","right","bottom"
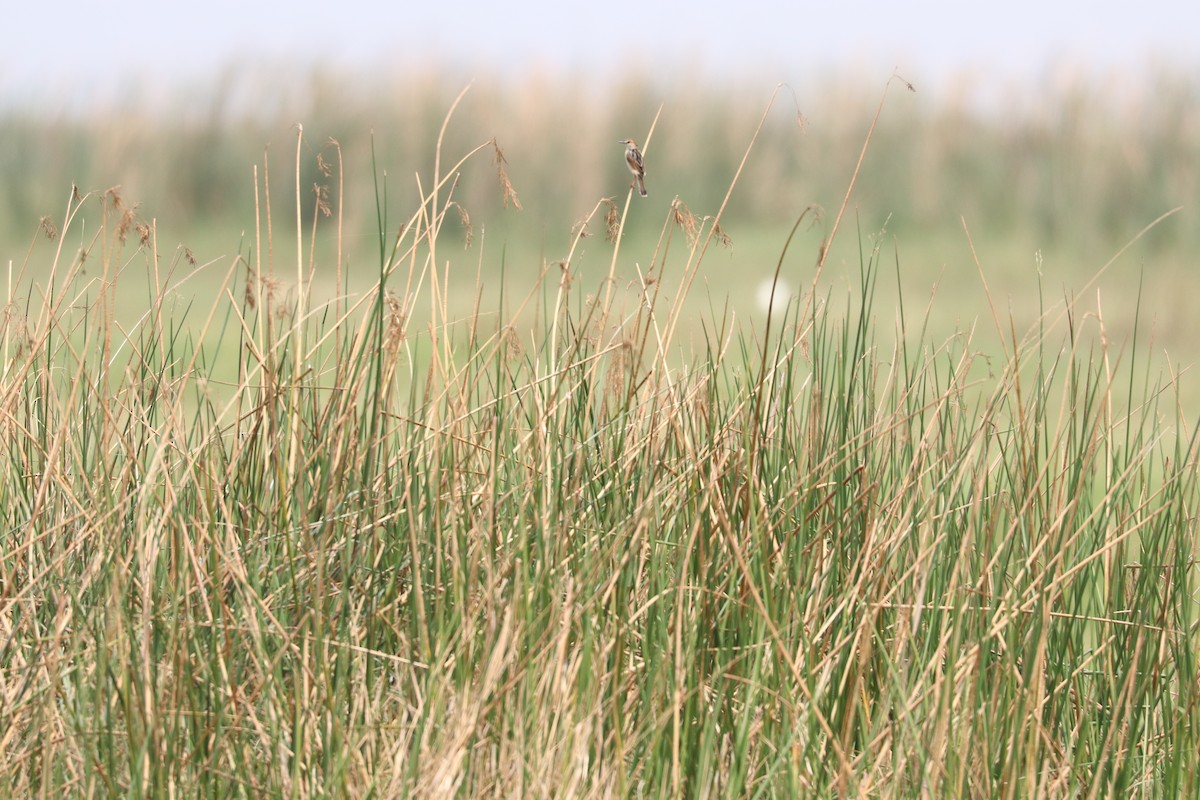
{"left": 620, "top": 138, "right": 648, "bottom": 197}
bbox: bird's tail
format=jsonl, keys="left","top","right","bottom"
{"left": 636, "top": 174, "right": 647, "bottom": 197}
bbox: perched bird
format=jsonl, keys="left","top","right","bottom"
{"left": 620, "top": 138, "right": 648, "bottom": 197}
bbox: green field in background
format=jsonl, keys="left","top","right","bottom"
{"left": 2, "top": 67, "right": 1197, "bottom": 414}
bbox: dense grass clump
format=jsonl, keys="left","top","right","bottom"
{"left": 1, "top": 95, "right": 1197, "bottom": 798}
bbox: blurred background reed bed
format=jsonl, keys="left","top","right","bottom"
{"left": 4, "top": 66, "right": 1199, "bottom": 245}
{"left": 3, "top": 66, "right": 1198, "bottom": 380}
{"left": 0, "top": 65, "right": 1198, "bottom": 796}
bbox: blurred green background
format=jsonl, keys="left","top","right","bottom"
{"left": 2, "top": 65, "right": 1198, "bottom": 407}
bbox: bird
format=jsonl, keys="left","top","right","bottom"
{"left": 620, "top": 138, "right": 648, "bottom": 197}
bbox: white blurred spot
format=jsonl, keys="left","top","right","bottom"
{"left": 756, "top": 277, "right": 793, "bottom": 315}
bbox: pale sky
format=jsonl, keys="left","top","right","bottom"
{"left": 4, "top": 0, "right": 1198, "bottom": 108}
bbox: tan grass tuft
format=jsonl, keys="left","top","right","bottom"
{"left": 671, "top": 198, "right": 699, "bottom": 247}
{"left": 385, "top": 290, "right": 407, "bottom": 351}
{"left": 104, "top": 184, "right": 124, "bottom": 210}
{"left": 712, "top": 219, "right": 733, "bottom": 251}
{"left": 570, "top": 213, "right": 592, "bottom": 240}
{"left": 491, "top": 139, "right": 521, "bottom": 210}
{"left": 603, "top": 198, "right": 620, "bottom": 242}
{"left": 38, "top": 216, "right": 58, "bottom": 240}
{"left": 313, "top": 183, "right": 332, "bottom": 218}
{"left": 450, "top": 201, "right": 473, "bottom": 248}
